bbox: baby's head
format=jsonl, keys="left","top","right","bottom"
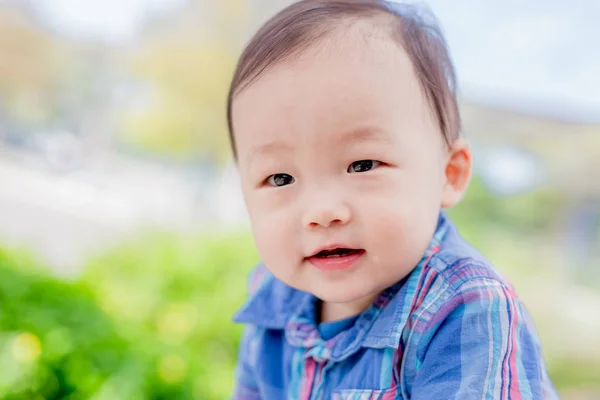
{"left": 227, "top": 0, "right": 471, "bottom": 312}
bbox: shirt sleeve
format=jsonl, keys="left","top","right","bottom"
{"left": 231, "top": 324, "right": 262, "bottom": 400}
{"left": 410, "top": 279, "right": 554, "bottom": 400}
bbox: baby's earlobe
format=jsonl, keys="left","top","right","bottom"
{"left": 441, "top": 139, "right": 472, "bottom": 208}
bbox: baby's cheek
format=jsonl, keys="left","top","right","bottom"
{"left": 252, "top": 211, "right": 295, "bottom": 265}
{"left": 361, "top": 196, "right": 433, "bottom": 264}
{"left": 369, "top": 211, "right": 409, "bottom": 255}
{"left": 359, "top": 194, "right": 408, "bottom": 231}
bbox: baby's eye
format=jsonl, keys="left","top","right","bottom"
{"left": 266, "top": 173, "right": 295, "bottom": 187}
{"left": 347, "top": 160, "right": 381, "bottom": 173}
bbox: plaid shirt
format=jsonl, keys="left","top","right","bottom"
{"left": 232, "top": 213, "right": 559, "bottom": 399}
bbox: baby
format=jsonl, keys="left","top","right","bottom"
{"left": 227, "top": 1, "right": 559, "bottom": 398}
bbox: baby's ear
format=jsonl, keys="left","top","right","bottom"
{"left": 441, "top": 138, "right": 472, "bottom": 208}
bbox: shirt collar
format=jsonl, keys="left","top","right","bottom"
{"left": 233, "top": 212, "right": 451, "bottom": 361}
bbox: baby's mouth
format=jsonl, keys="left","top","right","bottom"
{"left": 305, "top": 246, "right": 366, "bottom": 270}
{"left": 310, "top": 248, "right": 364, "bottom": 258}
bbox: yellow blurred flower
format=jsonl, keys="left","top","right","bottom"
{"left": 156, "top": 302, "right": 197, "bottom": 343}
{"left": 11, "top": 332, "right": 42, "bottom": 363}
{"left": 158, "top": 354, "right": 187, "bottom": 384}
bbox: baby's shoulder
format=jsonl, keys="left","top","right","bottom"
{"left": 431, "top": 223, "right": 514, "bottom": 291}
{"left": 414, "top": 233, "right": 522, "bottom": 321}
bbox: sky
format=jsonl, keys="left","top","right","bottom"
{"left": 29, "top": 0, "right": 600, "bottom": 123}
{"left": 425, "top": 0, "right": 599, "bottom": 123}
{"left": 32, "top": 0, "right": 185, "bottom": 43}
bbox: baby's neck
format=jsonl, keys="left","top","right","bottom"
{"left": 318, "top": 294, "right": 378, "bottom": 323}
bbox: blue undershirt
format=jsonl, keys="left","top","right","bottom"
{"left": 318, "top": 315, "right": 360, "bottom": 341}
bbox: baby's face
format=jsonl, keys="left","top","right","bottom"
{"left": 231, "top": 28, "right": 458, "bottom": 312}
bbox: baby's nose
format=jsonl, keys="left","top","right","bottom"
{"left": 302, "top": 199, "right": 351, "bottom": 229}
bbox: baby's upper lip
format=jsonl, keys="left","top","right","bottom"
{"left": 307, "top": 243, "right": 359, "bottom": 258}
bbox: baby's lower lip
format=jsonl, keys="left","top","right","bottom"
{"left": 306, "top": 249, "right": 365, "bottom": 271}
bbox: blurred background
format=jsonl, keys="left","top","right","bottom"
{"left": 0, "top": 0, "right": 598, "bottom": 398}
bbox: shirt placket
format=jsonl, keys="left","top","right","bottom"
{"left": 302, "top": 356, "right": 331, "bottom": 400}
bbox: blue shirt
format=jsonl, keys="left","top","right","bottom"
{"left": 231, "top": 213, "right": 559, "bottom": 399}
{"left": 318, "top": 315, "right": 359, "bottom": 341}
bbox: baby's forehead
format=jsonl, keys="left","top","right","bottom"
{"left": 234, "top": 35, "right": 419, "bottom": 124}
{"left": 314, "top": 14, "right": 404, "bottom": 51}
{"left": 237, "top": 17, "right": 416, "bottom": 105}
{"left": 265, "top": 15, "right": 407, "bottom": 79}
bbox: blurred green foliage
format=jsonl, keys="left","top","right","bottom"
{"left": 447, "top": 176, "right": 567, "bottom": 237}
{"left": 0, "top": 233, "right": 258, "bottom": 400}
{"left": 82, "top": 231, "right": 257, "bottom": 399}
{"left": 0, "top": 249, "right": 132, "bottom": 399}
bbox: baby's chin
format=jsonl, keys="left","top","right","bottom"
{"left": 271, "top": 265, "right": 393, "bottom": 311}
{"left": 307, "top": 280, "right": 386, "bottom": 311}
{"left": 317, "top": 289, "right": 377, "bottom": 304}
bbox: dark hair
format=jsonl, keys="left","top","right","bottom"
{"left": 226, "top": 0, "right": 460, "bottom": 157}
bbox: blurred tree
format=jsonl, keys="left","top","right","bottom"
{"left": 0, "top": 4, "right": 114, "bottom": 139}
{"left": 120, "top": 1, "right": 251, "bottom": 164}
{"left": 0, "top": 6, "right": 65, "bottom": 126}
{"left": 121, "top": 40, "right": 235, "bottom": 162}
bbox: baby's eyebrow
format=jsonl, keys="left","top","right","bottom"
{"left": 246, "top": 141, "right": 292, "bottom": 166}
{"left": 338, "top": 127, "right": 393, "bottom": 145}
{"left": 245, "top": 127, "right": 391, "bottom": 167}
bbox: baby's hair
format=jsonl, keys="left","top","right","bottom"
{"left": 226, "top": 0, "right": 460, "bottom": 157}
